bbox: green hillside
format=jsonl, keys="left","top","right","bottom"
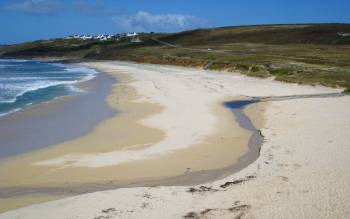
{"left": 1, "top": 24, "right": 350, "bottom": 91}
{"left": 158, "top": 24, "right": 350, "bottom": 45}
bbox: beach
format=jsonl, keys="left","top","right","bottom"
{"left": 0, "top": 61, "right": 349, "bottom": 218}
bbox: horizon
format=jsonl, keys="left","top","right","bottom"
{"left": 1, "top": 0, "right": 350, "bottom": 45}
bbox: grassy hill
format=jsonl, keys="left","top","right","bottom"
{"left": 1, "top": 23, "right": 350, "bottom": 91}
{"left": 158, "top": 24, "right": 350, "bottom": 45}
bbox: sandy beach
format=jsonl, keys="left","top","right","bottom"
{"left": 1, "top": 61, "right": 349, "bottom": 218}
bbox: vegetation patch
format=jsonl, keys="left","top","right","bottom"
{"left": 1, "top": 24, "right": 350, "bottom": 91}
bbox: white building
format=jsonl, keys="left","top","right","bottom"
{"left": 64, "top": 33, "right": 120, "bottom": 41}
{"left": 81, "top": 35, "right": 93, "bottom": 40}
{"left": 127, "top": 32, "right": 138, "bottom": 37}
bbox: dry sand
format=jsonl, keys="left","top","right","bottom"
{"left": 1, "top": 61, "right": 349, "bottom": 218}
{"left": 0, "top": 61, "right": 254, "bottom": 212}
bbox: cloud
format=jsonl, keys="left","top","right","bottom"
{"left": 1, "top": 2, "right": 206, "bottom": 32}
{"left": 113, "top": 11, "right": 205, "bottom": 32}
{"left": 1, "top": 0, "right": 65, "bottom": 15}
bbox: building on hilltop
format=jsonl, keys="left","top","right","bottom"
{"left": 127, "top": 32, "right": 138, "bottom": 37}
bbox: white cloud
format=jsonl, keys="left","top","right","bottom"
{"left": 1, "top": 2, "right": 206, "bottom": 32}
{"left": 113, "top": 11, "right": 205, "bottom": 32}
{"left": 1, "top": 0, "right": 64, "bottom": 15}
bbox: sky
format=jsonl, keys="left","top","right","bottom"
{"left": 0, "top": 0, "right": 349, "bottom": 44}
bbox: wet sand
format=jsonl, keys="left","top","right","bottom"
{"left": 0, "top": 72, "right": 116, "bottom": 157}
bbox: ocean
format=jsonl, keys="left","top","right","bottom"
{"left": 0, "top": 59, "right": 97, "bottom": 116}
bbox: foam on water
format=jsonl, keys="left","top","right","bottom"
{"left": 0, "top": 108, "right": 22, "bottom": 117}
{"left": 0, "top": 59, "right": 97, "bottom": 116}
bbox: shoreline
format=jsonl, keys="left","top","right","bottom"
{"left": 0, "top": 61, "right": 343, "bottom": 216}
{"left": 0, "top": 69, "right": 116, "bottom": 158}
{"left": 0, "top": 99, "right": 264, "bottom": 198}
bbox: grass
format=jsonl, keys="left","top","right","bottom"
{"left": 1, "top": 23, "right": 350, "bottom": 91}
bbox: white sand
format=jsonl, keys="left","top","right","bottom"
{"left": 2, "top": 62, "right": 350, "bottom": 219}
{"left": 35, "top": 62, "right": 333, "bottom": 168}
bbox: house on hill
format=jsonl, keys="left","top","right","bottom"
{"left": 127, "top": 32, "right": 138, "bottom": 37}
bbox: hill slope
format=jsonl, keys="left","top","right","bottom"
{"left": 1, "top": 24, "right": 350, "bottom": 91}
{"left": 158, "top": 24, "right": 350, "bottom": 45}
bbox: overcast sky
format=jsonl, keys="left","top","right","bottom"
{"left": 0, "top": 0, "right": 349, "bottom": 44}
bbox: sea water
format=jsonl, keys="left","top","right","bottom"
{"left": 0, "top": 59, "right": 97, "bottom": 116}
